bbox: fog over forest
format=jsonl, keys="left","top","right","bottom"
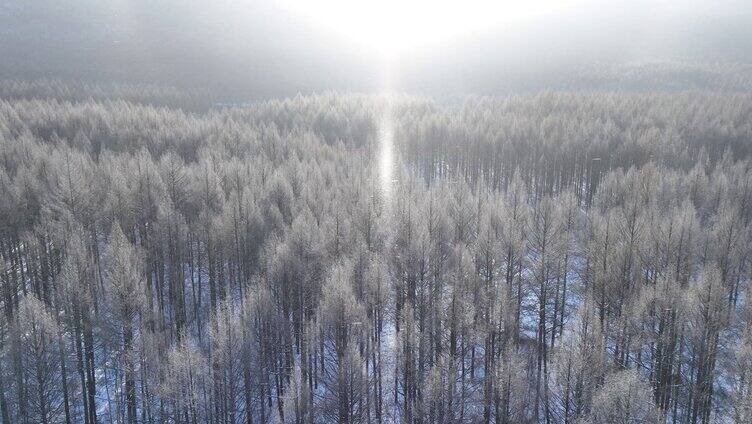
{"left": 4, "top": 0, "right": 752, "bottom": 97}
{"left": 2, "top": 1, "right": 752, "bottom": 424}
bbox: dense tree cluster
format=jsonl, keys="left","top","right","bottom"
{"left": 394, "top": 92, "right": 752, "bottom": 203}
{"left": 0, "top": 88, "right": 751, "bottom": 423}
{"left": 0, "top": 80, "right": 211, "bottom": 111}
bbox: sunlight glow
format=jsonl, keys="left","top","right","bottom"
{"left": 281, "top": 0, "right": 576, "bottom": 55}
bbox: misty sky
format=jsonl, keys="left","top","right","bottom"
{"left": 2, "top": 0, "right": 751, "bottom": 98}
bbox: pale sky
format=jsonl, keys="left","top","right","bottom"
{"left": 2, "top": 0, "right": 751, "bottom": 96}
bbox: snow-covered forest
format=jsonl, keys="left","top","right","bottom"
{"left": 1, "top": 84, "right": 752, "bottom": 424}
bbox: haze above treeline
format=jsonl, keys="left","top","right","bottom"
{"left": 3, "top": 0, "right": 752, "bottom": 101}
